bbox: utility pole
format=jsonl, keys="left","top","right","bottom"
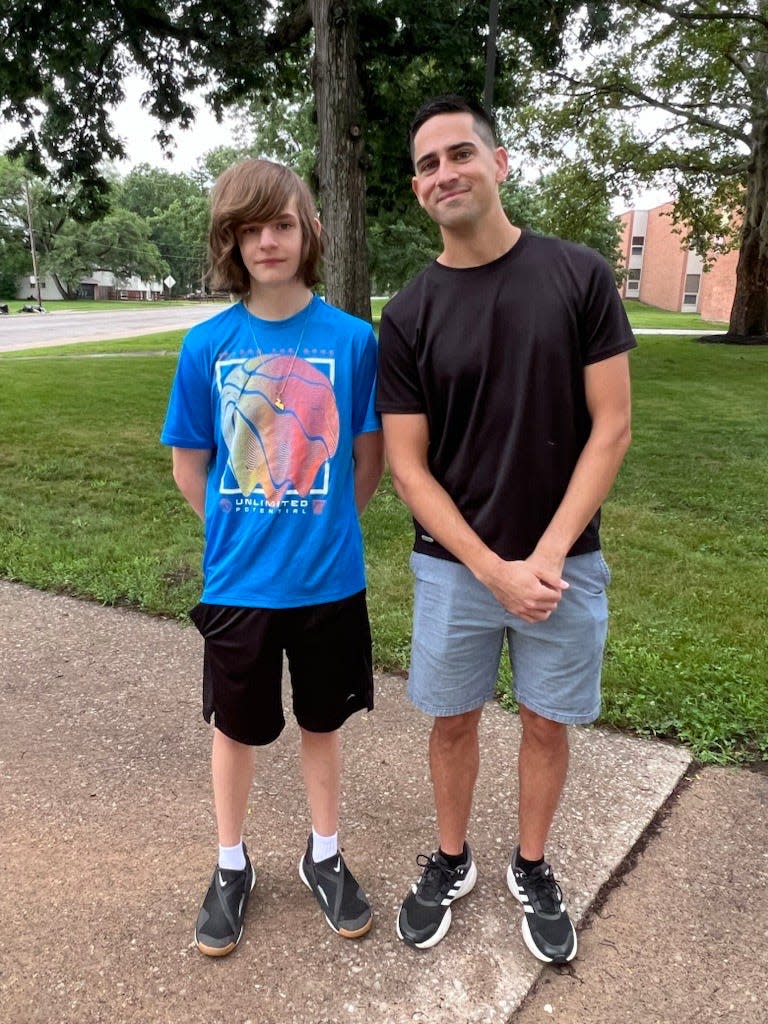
{"left": 483, "top": 0, "right": 500, "bottom": 117}
{"left": 23, "top": 179, "right": 44, "bottom": 310}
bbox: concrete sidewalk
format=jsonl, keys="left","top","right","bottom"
{"left": 3, "top": 579, "right": 748, "bottom": 1024}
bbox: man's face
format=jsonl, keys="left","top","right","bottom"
{"left": 411, "top": 112, "right": 508, "bottom": 230}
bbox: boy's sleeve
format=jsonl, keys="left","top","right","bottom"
{"left": 351, "top": 327, "right": 381, "bottom": 436}
{"left": 160, "top": 335, "right": 215, "bottom": 449}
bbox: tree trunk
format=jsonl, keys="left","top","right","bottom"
{"left": 310, "top": 0, "right": 371, "bottom": 321}
{"left": 728, "top": 27, "right": 768, "bottom": 338}
{"left": 51, "top": 272, "right": 73, "bottom": 299}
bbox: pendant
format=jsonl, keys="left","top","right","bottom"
{"left": 275, "top": 397, "right": 285, "bottom": 410}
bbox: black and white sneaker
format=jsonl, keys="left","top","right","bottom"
{"left": 195, "top": 846, "right": 256, "bottom": 956}
{"left": 298, "top": 836, "right": 372, "bottom": 938}
{"left": 507, "top": 846, "right": 577, "bottom": 963}
{"left": 397, "top": 845, "right": 477, "bottom": 949}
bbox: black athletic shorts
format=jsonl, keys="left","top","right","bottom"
{"left": 189, "top": 590, "right": 374, "bottom": 746}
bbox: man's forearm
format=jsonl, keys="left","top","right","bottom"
{"left": 390, "top": 463, "right": 566, "bottom": 622}
{"left": 533, "top": 425, "right": 631, "bottom": 565}
{"left": 389, "top": 463, "right": 498, "bottom": 579}
{"left": 382, "top": 412, "right": 565, "bottom": 621}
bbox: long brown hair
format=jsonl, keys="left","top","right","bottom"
{"left": 208, "top": 159, "right": 323, "bottom": 295}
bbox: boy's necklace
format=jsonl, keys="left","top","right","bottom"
{"left": 244, "top": 298, "right": 315, "bottom": 410}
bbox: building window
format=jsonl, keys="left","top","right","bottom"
{"left": 683, "top": 273, "right": 701, "bottom": 307}
{"left": 626, "top": 268, "right": 641, "bottom": 292}
{"left": 631, "top": 235, "right": 645, "bottom": 256}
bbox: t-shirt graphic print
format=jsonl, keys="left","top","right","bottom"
{"left": 219, "top": 353, "right": 339, "bottom": 504}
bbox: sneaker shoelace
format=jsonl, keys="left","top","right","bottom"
{"left": 524, "top": 866, "right": 563, "bottom": 915}
{"left": 414, "top": 853, "right": 459, "bottom": 901}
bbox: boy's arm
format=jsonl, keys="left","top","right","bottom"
{"left": 353, "top": 430, "right": 384, "bottom": 515}
{"left": 171, "top": 447, "right": 212, "bottom": 522}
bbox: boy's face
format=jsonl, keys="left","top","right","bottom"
{"left": 236, "top": 196, "right": 309, "bottom": 290}
{"left": 411, "top": 112, "right": 508, "bottom": 231}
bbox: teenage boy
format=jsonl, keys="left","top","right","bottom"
{"left": 376, "top": 97, "right": 635, "bottom": 962}
{"left": 162, "top": 158, "right": 383, "bottom": 956}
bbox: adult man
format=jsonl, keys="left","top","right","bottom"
{"left": 376, "top": 96, "right": 635, "bottom": 962}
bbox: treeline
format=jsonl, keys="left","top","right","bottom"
{"left": 1, "top": 144, "right": 622, "bottom": 302}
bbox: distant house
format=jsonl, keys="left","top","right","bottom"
{"left": 17, "top": 269, "right": 163, "bottom": 302}
{"left": 618, "top": 202, "right": 737, "bottom": 323}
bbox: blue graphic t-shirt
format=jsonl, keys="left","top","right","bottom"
{"left": 161, "top": 296, "right": 380, "bottom": 608}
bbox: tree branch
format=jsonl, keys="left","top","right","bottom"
{"left": 635, "top": 0, "right": 768, "bottom": 29}
{"left": 551, "top": 70, "right": 749, "bottom": 144}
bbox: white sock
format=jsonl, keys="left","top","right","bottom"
{"left": 312, "top": 829, "right": 338, "bottom": 863}
{"left": 218, "top": 840, "right": 246, "bottom": 871}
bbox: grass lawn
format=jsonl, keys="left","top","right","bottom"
{"left": 1, "top": 330, "right": 765, "bottom": 765}
{"left": 622, "top": 299, "right": 725, "bottom": 331}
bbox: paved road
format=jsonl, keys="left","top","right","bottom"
{"left": 0, "top": 303, "right": 226, "bottom": 352}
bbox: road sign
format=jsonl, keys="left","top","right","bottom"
{"left": 164, "top": 275, "right": 176, "bottom": 289}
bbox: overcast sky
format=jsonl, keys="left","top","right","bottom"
{"left": 111, "top": 75, "right": 241, "bottom": 175}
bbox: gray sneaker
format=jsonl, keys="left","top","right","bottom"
{"left": 298, "top": 836, "right": 372, "bottom": 938}
{"left": 195, "top": 846, "right": 255, "bottom": 956}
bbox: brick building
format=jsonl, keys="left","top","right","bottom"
{"left": 618, "top": 202, "right": 737, "bottom": 323}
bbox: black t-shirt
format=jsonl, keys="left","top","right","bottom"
{"left": 376, "top": 230, "right": 637, "bottom": 562}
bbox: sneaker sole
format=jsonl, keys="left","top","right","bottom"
{"left": 298, "top": 857, "right": 373, "bottom": 939}
{"left": 506, "top": 864, "right": 577, "bottom": 963}
{"left": 195, "top": 865, "right": 256, "bottom": 957}
{"left": 196, "top": 937, "right": 238, "bottom": 957}
{"left": 396, "top": 858, "right": 478, "bottom": 950}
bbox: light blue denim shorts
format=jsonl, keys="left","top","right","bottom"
{"left": 408, "top": 550, "right": 611, "bottom": 724}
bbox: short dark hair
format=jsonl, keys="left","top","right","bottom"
{"left": 208, "top": 158, "right": 323, "bottom": 295}
{"left": 409, "top": 95, "right": 497, "bottom": 158}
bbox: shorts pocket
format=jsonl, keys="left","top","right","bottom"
{"left": 189, "top": 602, "right": 245, "bottom": 639}
{"left": 409, "top": 550, "right": 460, "bottom": 584}
{"left": 598, "top": 554, "right": 612, "bottom": 588}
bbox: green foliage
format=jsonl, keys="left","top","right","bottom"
{"left": 517, "top": 2, "right": 757, "bottom": 260}
{"left": 501, "top": 172, "right": 622, "bottom": 272}
{"left": 236, "top": 94, "right": 318, "bottom": 182}
{"left": 195, "top": 146, "right": 256, "bottom": 186}
{"left": 357, "top": 0, "right": 582, "bottom": 219}
{"left": 368, "top": 211, "right": 440, "bottom": 294}
{"left": 508, "top": 1, "right": 768, "bottom": 333}
{"left": 0, "top": 158, "right": 29, "bottom": 280}
{"left": 145, "top": 198, "right": 209, "bottom": 295}
{"left": 0, "top": 236, "right": 27, "bottom": 295}
{"left": 119, "top": 165, "right": 209, "bottom": 293}
{"left": 119, "top": 165, "right": 202, "bottom": 217}
{"left": 0, "top": 1, "right": 585, "bottom": 219}
{"left": 533, "top": 164, "right": 623, "bottom": 267}
{"left": 45, "top": 207, "right": 168, "bottom": 296}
